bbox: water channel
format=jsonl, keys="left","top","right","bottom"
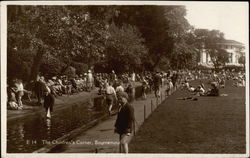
{"left": 7, "top": 86, "right": 142, "bottom": 153}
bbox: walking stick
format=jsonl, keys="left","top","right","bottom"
{"left": 119, "top": 134, "right": 122, "bottom": 153}
{"left": 133, "top": 121, "right": 136, "bottom": 136}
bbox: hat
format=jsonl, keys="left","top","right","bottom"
{"left": 117, "top": 91, "right": 129, "bottom": 100}
{"left": 211, "top": 82, "right": 217, "bottom": 87}
{"left": 88, "top": 70, "right": 91, "bottom": 73}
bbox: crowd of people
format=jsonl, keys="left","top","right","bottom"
{"left": 177, "top": 69, "right": 246, "bottom": 100}
{"left": 7, "top": 69, "right": 245, "bottom": 114}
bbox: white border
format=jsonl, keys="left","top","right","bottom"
{"left": 1, "top": 1, "right": 249, "bottom": 158}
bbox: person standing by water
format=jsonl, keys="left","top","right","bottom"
{"left": 114, "top": 92, "right": 135, "bottom": 153}
{"left": 34, "top": 75, "right": 47, "bottom": 106}
{"left": 13, "top": 79, "right": 24, "bottom": 109}
{"left": 44, "top": 87, "right": 55, "bottom": 118}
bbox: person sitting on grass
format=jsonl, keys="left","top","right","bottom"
{"left": 206, "top": 82, "right": 220, "bottom": 96}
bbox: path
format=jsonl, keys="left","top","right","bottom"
{"left": 51, "top": 86, "right": 168, "bottom": 153}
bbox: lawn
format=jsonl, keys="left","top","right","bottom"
{"left": 130, "top": 80, "right": 246, "bottom": 153}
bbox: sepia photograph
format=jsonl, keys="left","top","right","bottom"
{"left": 1, "top": 1, "right": 249, "bottom": 157}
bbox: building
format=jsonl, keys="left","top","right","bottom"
{"left": 198, "top": 39, "right": 245, "bottom": 68}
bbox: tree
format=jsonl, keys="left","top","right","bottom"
{"left": 192, "top": 29, "right": 229, "bottom": 70}
{"left": 170, "top": 41, "right": 199, "bottom": 69}
{"left": 208, "top": 47, "right": 229, "bottom": 70}
{"left": 112, "top": 6, "right": 191, "bottom": 70}
{"left": 104, "top": 23, "right": 148, "bottom": 73}
{"left": 238, "top": 55, "right": 245, "bottom": 70}
{"left": 8, "top": 6, "right": 108, "bottom": 81}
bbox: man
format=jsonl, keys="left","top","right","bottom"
{"left": 87, "top": 70, "right": 94, "bottom": 92}
{"left": 105, "top": 82, "right": 117, "bottom": 115}
{"left": 114, "top": 92, "right": 135, "bottom": 153}
{"left": 44, "top": 87, "right": 55, "bottom": 118}
{"left": 153, "top": 71, "right": 162, "bottom": 98}
{"left": 33, "top": 75, "right": 47, "bottom": 106}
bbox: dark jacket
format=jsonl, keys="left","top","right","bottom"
{"left": 153, "top": 74, "right": 162, "bottom": 87}
{"left": 207, "top": 87, "right": 220, "bottom": 96}
{"left": 115, "top": 103, "right": 135, "bottom": 134}
{"left": 44, "top": 93, "right": 55, "bottom": 109}
{"left": 34, "top": 81, "right": 47, "bottom": 95}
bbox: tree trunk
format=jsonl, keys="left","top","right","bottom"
{"left": 152, "top": 55, "right": 162, "bottom": 71}
{"left": 29, "top": 48, "right": 44, "bottom": 81}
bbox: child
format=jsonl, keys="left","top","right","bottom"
{"left": 44, "top": 88, "right": 55, "bottom": 118}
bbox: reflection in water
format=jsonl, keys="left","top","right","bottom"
{"left": 7, "top": 87, "right": 140, "bottom": 153}
{"left": 46, "top": 119, "right": 51, "bottom": 140}
{"left": 7, "top": 100, "right": 105, "bottom": 153}
{"left": 18, "top": 123, "right": 25, "bottom": 141}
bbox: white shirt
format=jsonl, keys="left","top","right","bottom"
{"left": 15, "top": 82, "right": 24, "bottom": 91}
{"left": 106, "top": 86, "right": 116, "bottom": 95}
{"left": 116, "top": 85, "right": 124, "bottom": 93}
{"left": 87, "top": 73, "right": 93, "bottom": 82}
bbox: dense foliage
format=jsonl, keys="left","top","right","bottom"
{"left": 7, "top": 5, "right": 232, "bottom": 82}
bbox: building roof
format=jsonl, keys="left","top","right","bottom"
{"left": 216, "top": 39, "right": 244, "bottom": 46}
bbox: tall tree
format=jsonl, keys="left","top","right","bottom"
{"left": 208, "top": 47, "right": 229, "bottom": 70}
{"left": 8, "top": 6, "right": 108, "bottom": 81}
{"left": 104, "top": 23, "right": 148, "bottom": 73}
{"left": 193, "top": 29, "right": 229, "bottom": 70}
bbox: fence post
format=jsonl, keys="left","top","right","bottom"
{"left": 151, "top": 100, "right": 153, "bottom": 110}
{"left": 133, "top": 121, "right": 136, "bottom": 136}
{"left": 161, "top": 92, "right": 162, "bottom": 102}
{"left": 144, "top": 105, "right": 146, "bottom": 121}
{"left": 151, "top": 102, "right": 153, "bottom": 113}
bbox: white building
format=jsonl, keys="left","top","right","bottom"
{"left": 198, "top": 39, "right": 245, "bottom": 68}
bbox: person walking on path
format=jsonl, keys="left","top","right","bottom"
{"left": 87, "top": 70, "right": 94, "bottom": 92}
{"left": 153, "top": 71, "right": 162, "bottom": 98}
{"left": 141, "top": 77, "right": 148, "bottom": 99}
{"left": 114, "top": 92, "right": 135, "bottom": 153}
{"left": 125, "top": 83, "right": 134, "bottom": 103}
{"left": 105, "top": 82, "right": 117, "bottom": 115}
{"left": 44, "top": 87, "right": 55, "bottom": 118}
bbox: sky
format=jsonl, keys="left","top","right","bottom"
{"left": 185, "top": 2, "right": 248, "bottom": 45}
